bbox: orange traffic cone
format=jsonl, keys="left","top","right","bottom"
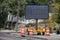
{"left": 20, "top": 27, "right": 25, "bottom": 36}
{"left": 29, "top": 30, "right": 33, "bottom": 36}
{"left": 29, "top": 27, "right": 34, "bottom": 37}
{"left": 45, "top": 27, "right": 50, "bottom": 36}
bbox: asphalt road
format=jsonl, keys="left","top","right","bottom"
{"left": 33, "top": 34, "right": 60, "bottom": 40}
{"left": 0, "top": 30, "right": 60, "bottom": 40}
{"left": 0, "top": 32, "right": 47, "bottom": 40}
{"left": 0, "top": 32, "right": 60, "bottom": 40}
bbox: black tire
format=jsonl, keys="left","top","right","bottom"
{"left": 37, "top": 32, "right": 41, "bottom": 35}
{"left": 42, "top": 32, "right": 45, "bottom": 35}
{"left": 57, "top": 31, "right": 59, "bottom": 34}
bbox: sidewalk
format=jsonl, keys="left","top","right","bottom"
{"left": 0, "top": 30, "right": 16, "bottom": 32}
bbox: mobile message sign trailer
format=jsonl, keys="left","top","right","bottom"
{"left": 25, "top": 5, "right": 49, "bottom": 30}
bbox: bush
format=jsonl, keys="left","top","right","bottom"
{"left": 26, "top": 23, "right": 35, "bottom": 27}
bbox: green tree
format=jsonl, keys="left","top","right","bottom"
{"left": 0, "top": 0, "right": 60, "bottom": 29}
{"left": 26, "top": 0, "right": 49, "bottom": 5}
{"left": 56, "top": 0, "right": 60, "bottom": 4}
{"left": 0, "top": 0, "right": 8, "bottom": 28}
{"left": 0, "top": 0, "right": 26, "bottom": 28}
{"left": 56, "top": 7, "right": 60, "bottom": 23}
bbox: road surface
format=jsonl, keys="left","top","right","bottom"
{"left": 0, "top": 32, "right": 60, "bottom": 40}
{"left": 0, "top": 32, "right": 47, "bottom": 40}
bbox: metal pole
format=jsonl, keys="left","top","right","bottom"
{"left": 15, "top": 0, "right": 20, "bottom": 32}
{"left": 17, "top": 0, "right": 20, "bottom": 16}
{"left": 36, "top": 19, "right": 38, "bottom": 30}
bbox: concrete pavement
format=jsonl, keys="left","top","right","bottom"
{"left": 0, "top": 30, "right": 16, "bottom": 32}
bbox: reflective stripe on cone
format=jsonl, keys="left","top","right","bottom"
{"left": 29, "top": 31, "right": 33, "bottom": 36}
{"left": 20, "top": 28, "right": 25, "bottom": 35}
{"left": 45, "top": 27, "right": 50, "bottom": 36}
{"left": 29, "top": 30, "right": 33, "bottom": 36}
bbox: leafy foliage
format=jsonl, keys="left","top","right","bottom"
{"left": 26, "top": 23, "right": 35, "bottom": 27}
{"left": 0, "top": 0, "right": 60, "bottom": 28}
{"left": 56, "top": 7, "right": 60, "bottom": 23}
